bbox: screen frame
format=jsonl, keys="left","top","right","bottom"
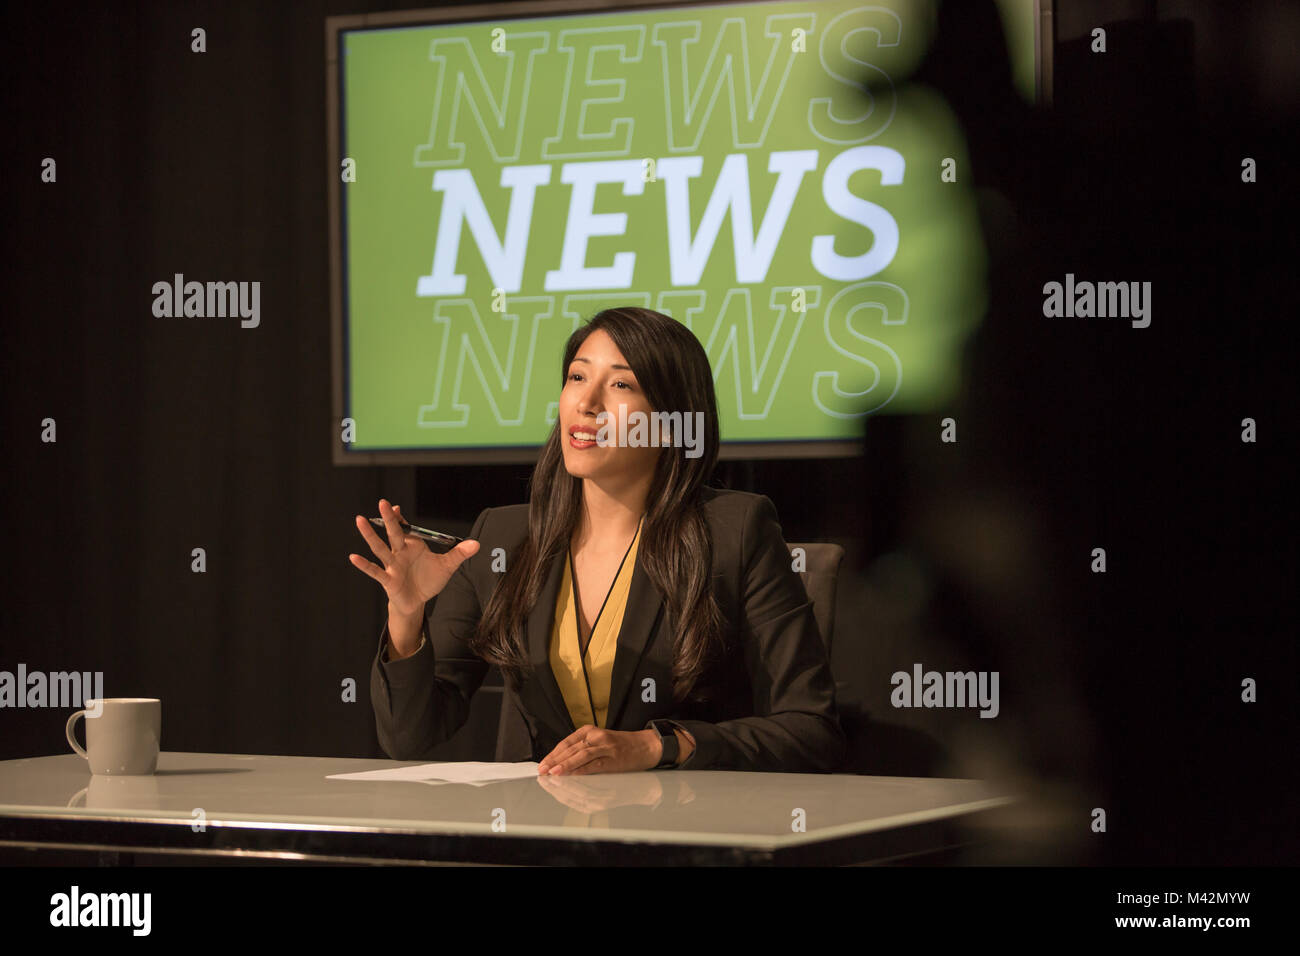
{"left": 326, "top": 0, "right": 1052, "bottom": 466}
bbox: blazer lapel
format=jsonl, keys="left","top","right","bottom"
{"left": 603, "top": 556, "right": 664, "bottom": 729}
{"left": 524, "top": 542, "right": 666, "bottom": 733}
{"left": 526, "top": 548, "right": 576, "bottom": 735}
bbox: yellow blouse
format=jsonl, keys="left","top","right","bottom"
{"left": 549, "top": 518, "right": 643, "bottom": 730}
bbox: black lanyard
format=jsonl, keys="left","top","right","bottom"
{"left": 567, "top": 513, "right": 644, "bottom": 728}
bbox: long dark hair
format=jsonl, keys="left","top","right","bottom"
{"left": 470, "top": 307, "right": 726, "bottom": 703}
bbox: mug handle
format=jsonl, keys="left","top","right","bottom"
{"left": 65, "top": 710, "right": 88, "bottom": 759}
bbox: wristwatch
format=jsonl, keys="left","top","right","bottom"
{"left": 648, "top": 719, "right": 681, "bottom": 769}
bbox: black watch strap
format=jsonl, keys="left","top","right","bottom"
{"left": 649, "top": 719, "right": 680, "bottom": 768}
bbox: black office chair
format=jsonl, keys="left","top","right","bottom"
{"left": 789, "top": 541, "right": 844, "bottom": 655}
{"left": 492, "top": 541, "right": 846, "bottom": 761}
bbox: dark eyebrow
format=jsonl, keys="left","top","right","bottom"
{"left": 570, "top": 356, "right": 634, "bottom": 372}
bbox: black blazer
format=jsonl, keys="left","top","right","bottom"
{"left": 369, "top": 486, "right": 846, "bottom": 772}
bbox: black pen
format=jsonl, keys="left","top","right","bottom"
{"left": 367, "top": 517, "right": 464, "bottom": 547}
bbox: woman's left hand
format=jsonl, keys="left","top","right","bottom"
{"left": 537, "top": 725, "right": 659, "bottom": 775}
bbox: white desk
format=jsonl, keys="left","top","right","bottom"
{"left": 0, "top": 752, "right": 1019, "bottom": 865}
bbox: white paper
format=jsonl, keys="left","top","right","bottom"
{"left": 327, "top": 761, "right": 541, "bottom": 787}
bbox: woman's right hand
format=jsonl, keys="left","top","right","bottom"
{"left": 349, "top": 499, "right": 480, "bottom": 616}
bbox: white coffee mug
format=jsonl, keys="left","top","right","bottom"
{"left": 66, "top": 698, "right": 161, "bottom": 775}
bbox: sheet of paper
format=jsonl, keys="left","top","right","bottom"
{"left": 327, "top": 761, "right": 540, "bottom": 786}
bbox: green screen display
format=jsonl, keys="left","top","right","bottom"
{"left": 336, "top": 0, "right": 1037, "bottom": 456}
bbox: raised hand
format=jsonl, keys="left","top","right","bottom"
{"left": 349, "top": 499, "right": 480, "bottom": 617}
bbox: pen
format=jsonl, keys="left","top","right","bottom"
{"left": 367, "top": 517, "right": 465, "bottom": 547}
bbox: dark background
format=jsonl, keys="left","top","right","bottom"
{"left": 1, "top": 0, "right": 1295, "bottom": 865}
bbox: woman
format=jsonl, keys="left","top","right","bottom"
{"left": 350, "top": 307, "right": 844, "bottom": 773}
